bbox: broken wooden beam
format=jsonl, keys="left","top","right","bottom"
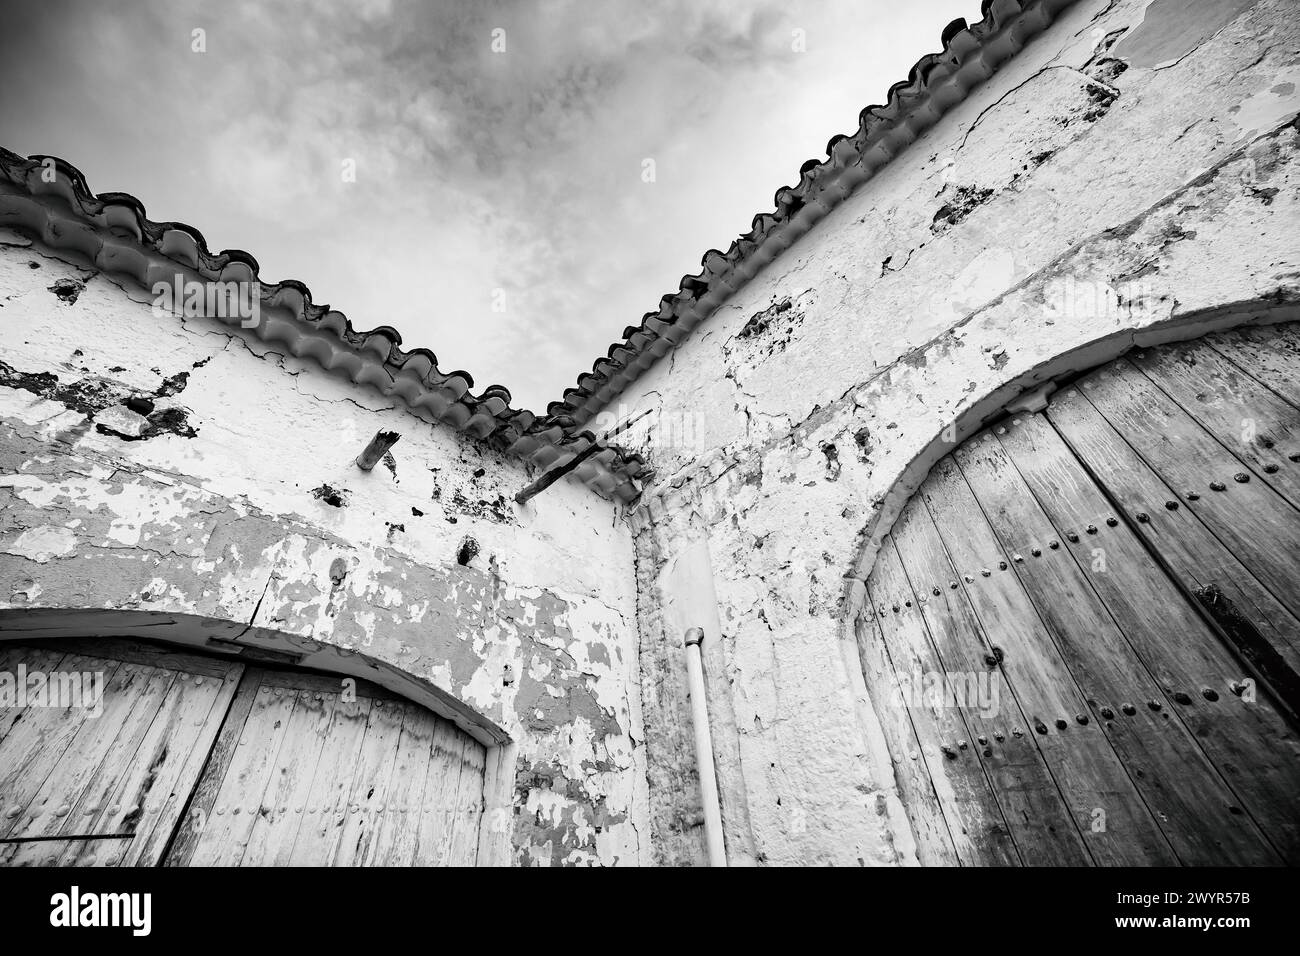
{"left": 515, "top": 441, "right": 602, "bottom": 505}
{"left": 515, "top": 409, "right": 651, "bottom": 504}
{"left": 355, "top": 429, "right": 400, "bottom": 471}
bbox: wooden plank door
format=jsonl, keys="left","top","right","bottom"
{"left": 0, "top": 638, "right": 243, "bottom": 867}
{"left": 1044, "top": 385, "right": 1300, "bottom": 698}
{"left": 1201, "top": 323, "right": 1300, "bottom": 407}
{"left": 1000, "top": 412, "right": 1300, "bottom": 861}
{"left": 1, "top": 639, "right": 487, "bottom": 868}
{"left": 890, "top": 499, "right": 1095, "bottom": 866}
{"left": 957, "top": 424, "right": 1279, "bottom": 865}
{"left": 860, "top": 323, "right": 1300, "bottom": 866}
{"left": 164, "top": 665, "right": 487, "bottom": 867}
{"left": 912, "top": 457, "right": 1179, "bottom": 865}
{"left": 1067, "top": 358, "right": 1300, "bottom": 663}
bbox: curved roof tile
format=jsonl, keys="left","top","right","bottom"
{"left": 0, "top": 0, "right": 1072, "bottom": 503}
{"left": 553, "top": 0, "right": 1078, "bottom": 427}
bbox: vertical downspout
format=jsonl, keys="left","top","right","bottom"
{"left": 684, "top": 626, "right": 727, "bottom": 867}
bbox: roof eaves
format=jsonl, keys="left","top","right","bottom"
{"left": 550, "top": 0, "right": 1079, "bottom": 427}
{"left": 0, "top": 147, "right": 646, "bottom": 503}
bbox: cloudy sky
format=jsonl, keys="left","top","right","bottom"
{"left": 0, "top": 0, "right": 974, "bottom": 411}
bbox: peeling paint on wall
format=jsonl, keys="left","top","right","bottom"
{"left": 2, "top": 0, "right": 1293, "bottom": 869}
{"left": 618, "top": 0, "right": 1300, "bottom": 866}
{"left": 1113, "top": 0, "right": 1262, "bottom": 70}
{"left": 0, "top": 232, "right": 649, "bottom": 866}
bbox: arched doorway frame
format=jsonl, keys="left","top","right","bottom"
{"left": 0, "top": 607, "right": 516, "bottom": 866}
{"left": 840, "top": 300, "right": 1300, "bottom": 865}
{"left": 845, "top": 299, "right": 1300, "bottom": 610}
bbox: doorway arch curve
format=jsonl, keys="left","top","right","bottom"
{"left": 0, "top": 610, "right": 502, "bottom": 866}
{"left": 846, "top": 299, "right": 1300, "bottom": 603}
{"left": 851, "top": 317, "right": 1300, "bottom": 866}
{"left": 0, "top": 607, "right": 507, "bottom": 746}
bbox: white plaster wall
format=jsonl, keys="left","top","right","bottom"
{"left": 0, "top": 230, "right": 649, "bottom": 866}
{"left": 621, "top": 0, "right": 1300, "bottom": 865}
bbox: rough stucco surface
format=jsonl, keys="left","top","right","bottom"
{"left": 619, "top": 0, "right": 1300, "bottom": 865}
{"left": 0, "top": 232, "right": 649, "bottom": 866}
{"left": 2, "top": 0, "right": 1296, "bottom": 871}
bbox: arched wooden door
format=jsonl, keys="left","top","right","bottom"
{"left": 0, "top": 637, "right": 486, "bottom": 866}
{"left": 857, "top": 322, "right": 1300, "bottom": 866}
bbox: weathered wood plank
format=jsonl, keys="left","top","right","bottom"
{"left": 1001, "top": 411, "right": 1300, "bottom": 862}
{"left": 866, "top": 538, "right": 1021, "bottom": 866}
{"left": 2, "top": 637, "right": 244, "bottom": 867}
{"left": 1204, "top": 322, "right": 1300, "bottom": 407}
{"left": 0, "top": 645, "right": 69, "bottom": 744}
{"left": 180, "top": 673, "right": 299, "bottom": 866}
{"left": 285, "top": 695, "right": 373, "bottom": 867}
{"left": 414, "top": 720, "right": 468, "bottom": 866}
{"left": 0, "top": 656, "right": 123, "bottom": 843}
{"left": 120, "top": 662, "right": 244, "bottom": 867}
{"left": 204, "top": 680, "right": 300, "bottom": 867}
{"left": 920, "top": 456, "right": 1179, "bottom": 865}
{"left": 38, "top": 637, "right": 240, "bottom": 678}
{"left": 0, "top": 642, "right": 488, "bottom": 869}
{"left": 240, "top": 685, "right": 335, "bottom": 867}
{"left": 330, "top": 697, "right": 405, "bottom": 867}
{"left": 446, "top": 736, "right": 486, "bottom": 868}
{"left": 1, "top": 639, "right": 485, "bottom": 868}
{"left": 957, "top": 427, "right": 1279, "bottom": 864}
{"left": 1131, "top": 341, "right": 1300, "bottom": 508}
{"left": 854, "top": 607, "right": 962, "bottom": 867}
{"left": 1053, "top": 372, "right": 1300, "bottom": 673}
{"left": 161, "top": 668, "right": 263, "bottom": 867}
{"left": 255, "top": 667, "right": 403, "bottom": 703}
{"left": 371, "top": 709, "right": 435, "bottom": 866}
{"left": 890, "top": 497, "right": 1093, "bottom": 866}
{"left": 1080, "top": 359, "right": 1300, "bottom": 621}
{"left": 5, "top": 663, "right": 175, "bottom": 867}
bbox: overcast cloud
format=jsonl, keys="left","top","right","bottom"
{"left": 0, "top": 0, "right": 975, "bottom": 411}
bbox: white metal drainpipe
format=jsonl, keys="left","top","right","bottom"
{"left": 684, "top": 626, "right": 727, "bottom": 867}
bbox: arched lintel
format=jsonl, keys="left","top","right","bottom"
{"left": 0, "top": 607, "right": 509, "bottom": 748}
{"left": 842, "top": 297, "right": 1300, "bottom": 623}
